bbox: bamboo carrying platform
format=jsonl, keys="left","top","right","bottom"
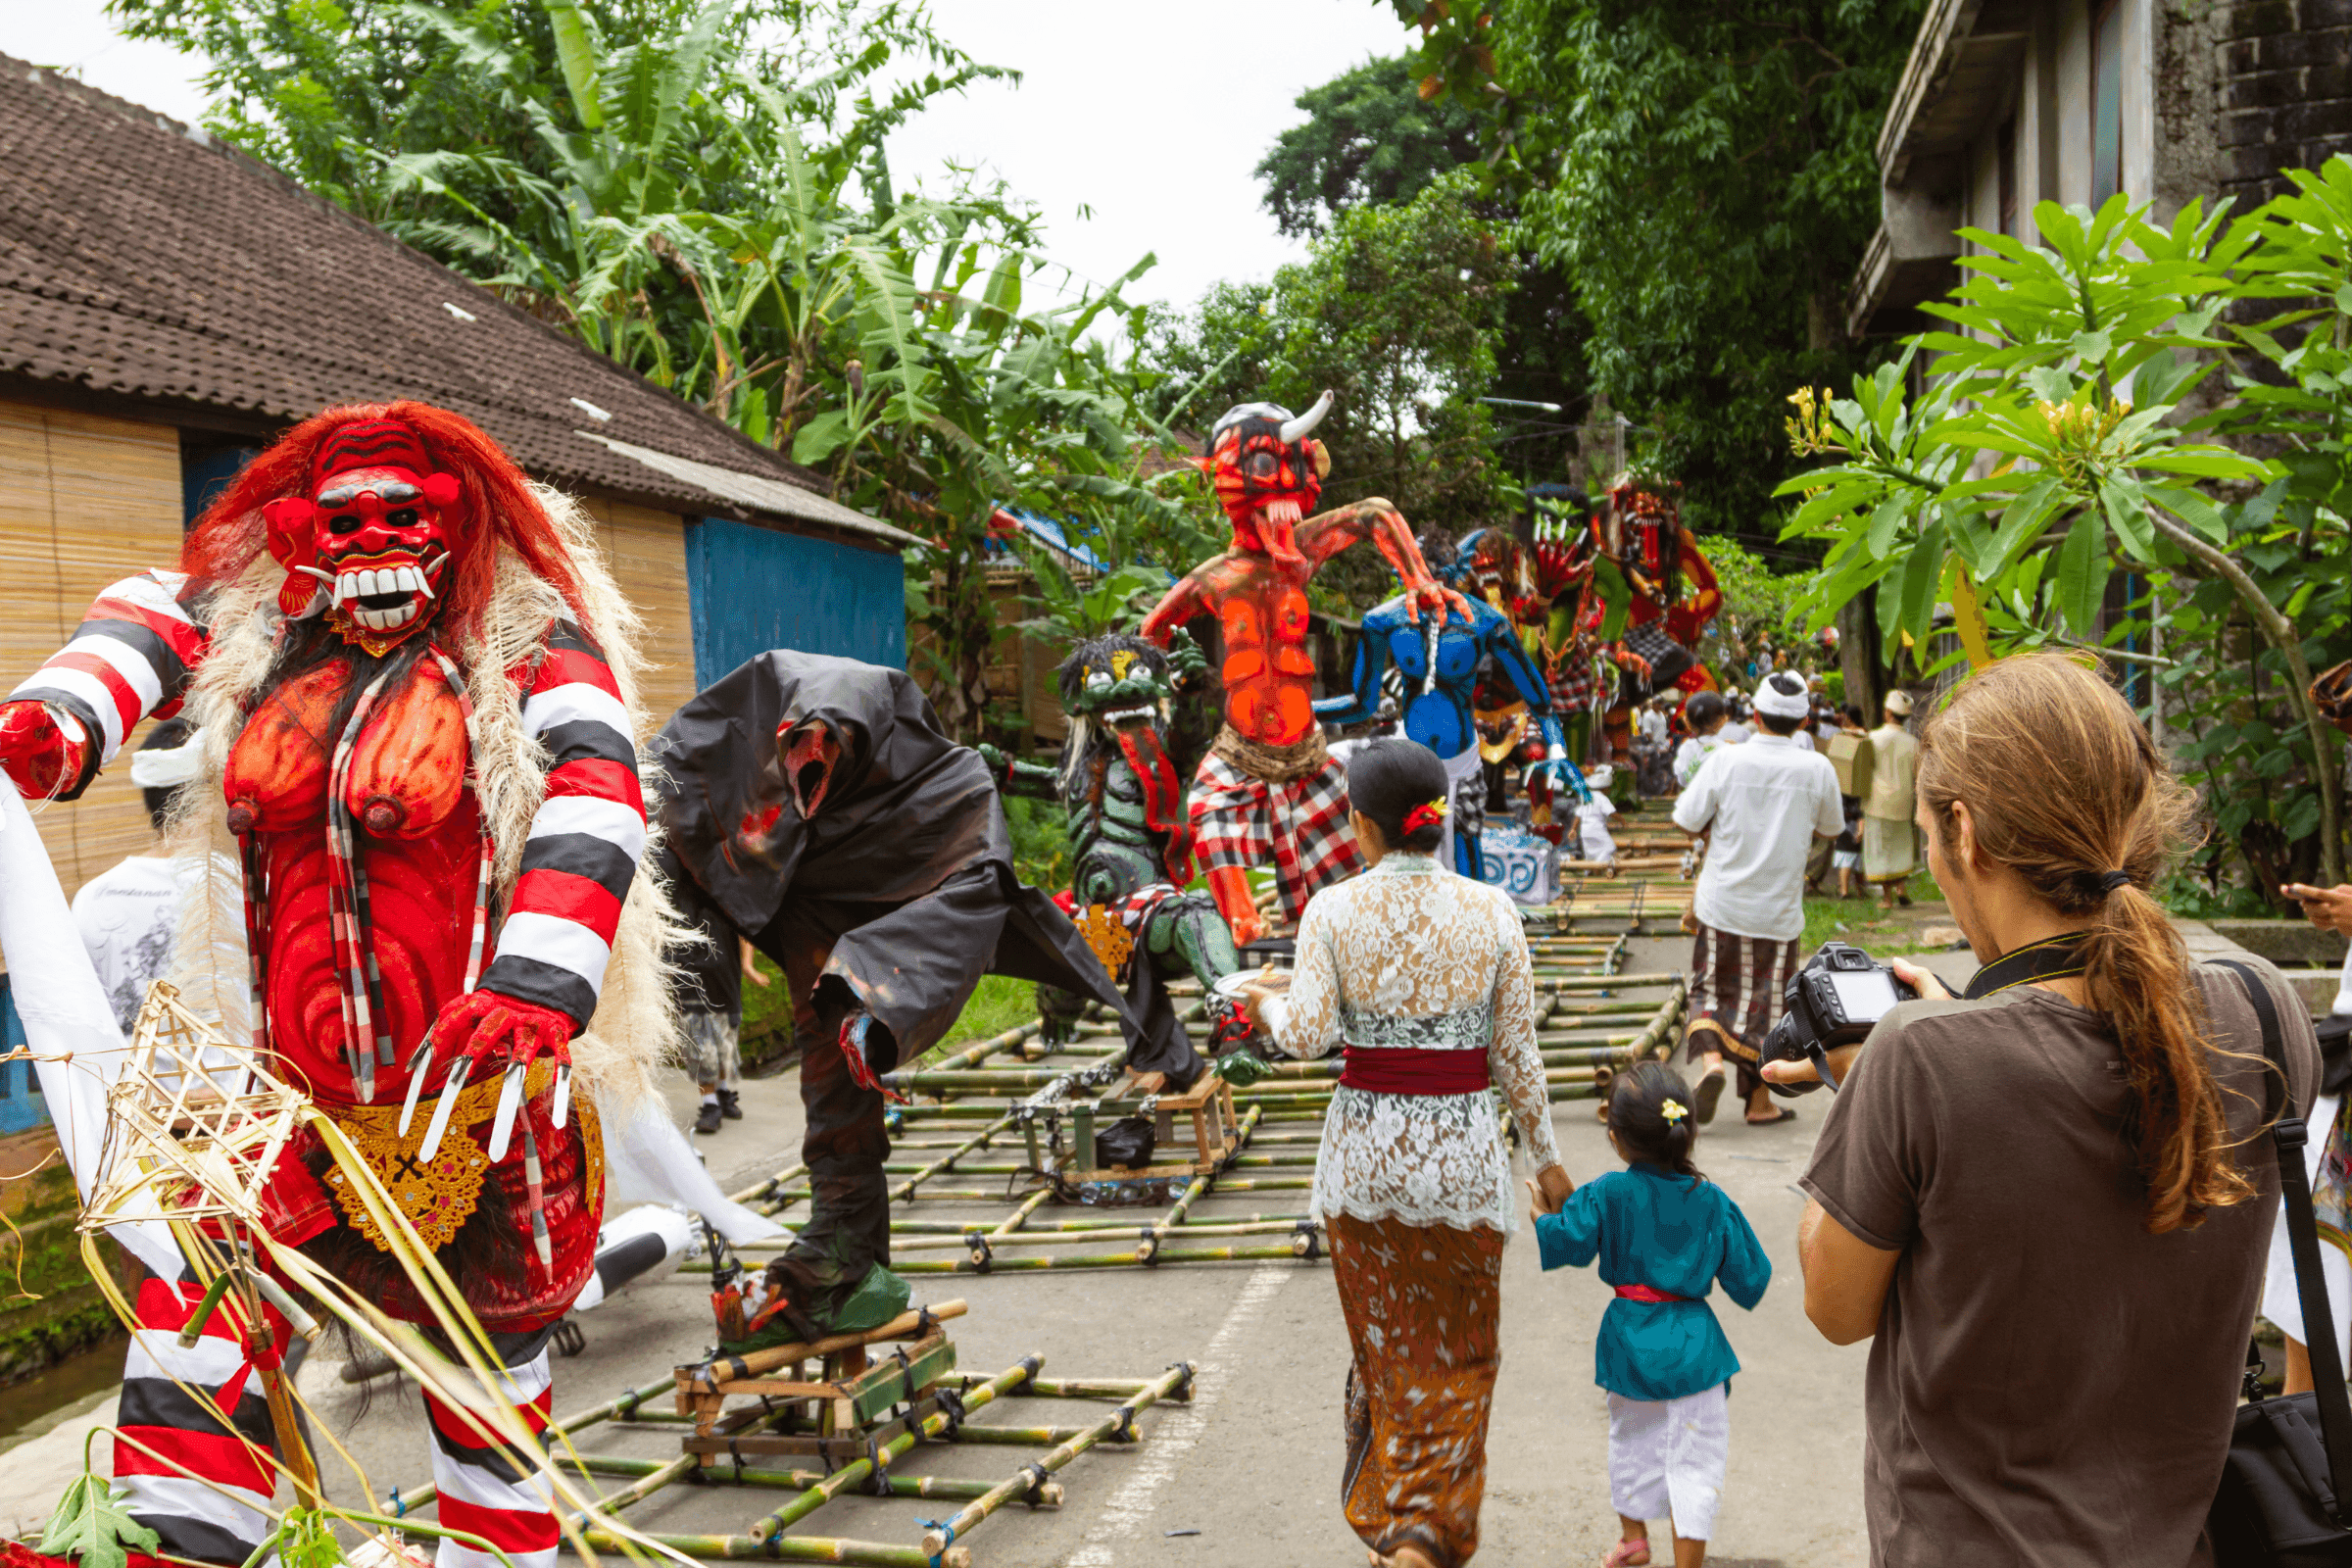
{"left": 1047, "top": 1070, "right": 1240, "bottom": 1184}
{"left": 383, "top": 1299, "right": 1197, "bottom": 1568}
{"left": 687, "top": 947, "right": 1691, "bottom": 1281}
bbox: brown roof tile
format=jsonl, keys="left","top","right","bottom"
{"left": 0, "top": 55, "right": 900, "bottom": 544}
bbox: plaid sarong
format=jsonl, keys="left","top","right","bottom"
{"left": 1685, "top": 920, "right": 1802, "bottom": 1100}
{"left": 1190, "top": 749, "right": 1363, "bottom": 922}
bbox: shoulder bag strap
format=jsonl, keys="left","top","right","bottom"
{"left": 2218, "top": 958, "right": 2352, "bottom": 1515}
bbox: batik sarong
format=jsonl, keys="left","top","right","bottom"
{"left": 1190, "top": 749, "right": 1362, "bottom": 924}
{"left": 1328, "top": 1212, "right": 1504, "bottom": 1568}
{"left": 1684, "top": 921, "right": 1801, "bottom": 1102}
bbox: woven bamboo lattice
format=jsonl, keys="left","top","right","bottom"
{"left": 694, "top": 943, "right": 1688, "bottom": 1280}
{"left": 79, "top": 982, "right": 307, "bottom": 1233}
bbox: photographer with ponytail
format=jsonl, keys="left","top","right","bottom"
{"left": 1772, "top": 652, "right": 2320, "bottom": 1567}
{"left": 1235, "top": 737, "right": 1571, "bottom": 1568}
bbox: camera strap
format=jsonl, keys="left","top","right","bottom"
{"left": 1962, "top": 932, "right": 2090, "bottom": 1001}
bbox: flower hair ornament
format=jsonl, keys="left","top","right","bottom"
{"left": 1401, "top": 798, "right": 1449, "bottom": 835}
{"left": 1660, "top": 1099, "right": 1689, "bottom": 1125}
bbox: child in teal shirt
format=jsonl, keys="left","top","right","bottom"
{"left": 1529, "top": 1061, "right": 1771, "bottom": 1568}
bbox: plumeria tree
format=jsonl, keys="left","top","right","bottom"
{"left": 1778, "top": 173, "right": 2352, "bottom": 891}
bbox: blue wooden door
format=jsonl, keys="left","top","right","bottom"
{"left": 685, "top": 518, "right": 906, "bottom": 684}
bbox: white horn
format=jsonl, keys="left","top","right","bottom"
{"left": 1280, "top": 389, "right": 1336, "bottom": 444}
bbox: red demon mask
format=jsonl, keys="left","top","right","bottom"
{"left": 1606, "top": 479, "right": 1684, "bottom": 608}
{"left": 1205, "top": 391, "right": 1334, "bottom": 570}
{"left": 259, "top": 420, "right": 461, "bottom": 656}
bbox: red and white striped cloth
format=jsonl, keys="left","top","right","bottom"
{"left": 1188, "top": 751, "right": 1362, "bottom": 923}
{"left": 113, "top": 1261, "right": 562, "bottom": 1568}
{"left": 424, "top": 1339, "right": 561, "bottom": 1568}
{"left": 115, "top": 1267, "right": 285, "bottom": 1566}
{"left": 6, "top": 574, "right": 644, "bottom": 1034}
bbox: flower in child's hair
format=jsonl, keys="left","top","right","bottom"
{"left": 1660, "top": 1099, "right": 1689, "bottom": 1125}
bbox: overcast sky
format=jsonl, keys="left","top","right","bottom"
{"left": 13, "top": 1, "right": 1410, "bottom": 317}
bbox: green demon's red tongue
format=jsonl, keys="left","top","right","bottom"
{"left": 1114, "top": 722, "right": 1194, "bottom": 884}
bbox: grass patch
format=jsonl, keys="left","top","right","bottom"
{"left": 1800, "top": 870, "right": 1950, "bottom": 956}
{"left": 739, "top": 952, "right": 1042, "bottom": 1071}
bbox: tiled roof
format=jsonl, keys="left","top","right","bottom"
{"left": 0, "top": 55, "right": 898, "bottom": 545}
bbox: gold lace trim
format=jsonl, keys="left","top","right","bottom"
{"left": 321, "top": 1060, "right": 597, "bottom": 1253}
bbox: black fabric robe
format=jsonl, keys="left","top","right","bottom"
{"left": 649, "top": 651, "right": 1186, "bottom": 1320}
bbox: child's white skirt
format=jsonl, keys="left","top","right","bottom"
{"left": 1607, "top": 1383, "right": 1730, "bottom": 1541}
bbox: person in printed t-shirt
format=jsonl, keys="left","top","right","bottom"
{"left": 72, "top": 718, "right": 206, "bottom": 1033}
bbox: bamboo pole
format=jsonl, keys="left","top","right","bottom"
{"left": 684, "top": 1299, "right": 970, "bottom": 1389}
{"left": 745, "top": 1357, "right": 1043, "bottom": 1541}
{"left": 919, "top": 1363, "right": 1193, "bottom": 1558}
{"left": 563, "top": 1455, "right": 1062, "bottom": 1505}
{"left": 382, "top": 1373, "right": 678, "bottom": 1515}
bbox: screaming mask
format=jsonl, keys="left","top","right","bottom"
{"left": 780, "top": 718, "right": 846, "bottom": 819}
{"left": 1205, "top": 391, "right": 1335, "bottom": 570}
{"left": 261, "top": 419, "right": 459, "bottom": 656}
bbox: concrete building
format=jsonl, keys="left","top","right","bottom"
{"left": 1849, "top": 0, "right": 2352, "bottom": 340}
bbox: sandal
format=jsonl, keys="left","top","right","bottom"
{"left": 1601, "top": 1541, "right": 1652, "bottom": 1567}
{"left": 1691, "top": 1062, "right": 1727, "bottom": 1125}
{"left": 1745, "top": 1105, "right": 1797, "bottom": 1125}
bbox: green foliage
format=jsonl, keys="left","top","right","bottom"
{"left": 1692, "top": 533, "right": 1809, "bottom": 675}
{"left": 1777, "top": 169, "right": 2352, "bottom": 892}
{"left": 1254, "top": 54, "right": 1486, "bottom": 239}
{"left": 1140, "top": 172, "right": 1514, "bottom": 607}
{"left": 1382, "top": 0, "right": 1927, "bottom": 545}
{"left": 1004, "top": 793, "right": 1072, "bottom": 891}
{"left": 42, "top": 1448, "right": 158, "bottom": 1568}
{"left": 121, "top": 0, "right": 1195, "bottom": 739}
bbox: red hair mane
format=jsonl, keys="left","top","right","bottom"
{"left": 185, "top": 403, "right": 594, "bottom": 642}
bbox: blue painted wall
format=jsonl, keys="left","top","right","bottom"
{"left": 685, "top": 517, "right": 906, "bottom": 683}
{"left": 181, "top": 444, "right": 259, "bottom": 528}
{"left": 0, "top": 978, "right": 45, "bottom": 1136}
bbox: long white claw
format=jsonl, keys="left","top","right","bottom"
{"left": 398, "top": 1042, "right": 435, "bottom": 1136}
{"left": 417, "top": 1059, "right": 470, "bottom": 1161}
{"left": 487, "top": 1061, "right": 527, "bottom": 1162}
{"left": 553, "top": 1063, "right": 572, "bottom": 1130}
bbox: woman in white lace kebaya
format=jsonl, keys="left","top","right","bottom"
{"left": 1241, "top": 739, "right": 1571, "bottom": 1568}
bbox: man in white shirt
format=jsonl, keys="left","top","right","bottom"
{"left": 1672, "top": 671, "right": 1842, "bottom": 1126}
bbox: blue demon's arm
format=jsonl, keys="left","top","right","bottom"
{"left": 1314, "top": 603, "right": 1397, "bottom": 728}
{"left": 1485, "top": 612, "right": 1591, "bottom": 802}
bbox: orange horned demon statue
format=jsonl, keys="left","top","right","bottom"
{"left": 1139, "top": 392, "right": 1465, "bottom": 946}
{"left": 0, "top": 403, "right": 674, "bottom": 1568}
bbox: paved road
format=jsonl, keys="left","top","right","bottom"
{"left": 3, "top": 930, "right": 1986, "bottom": 1564}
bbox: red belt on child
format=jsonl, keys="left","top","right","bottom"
{"left": 1613, "top": 1284, "right": 1692, "bottom": 1303}
{"left": 1339, "top": 1047, "right": 1492, "bottom": 1095}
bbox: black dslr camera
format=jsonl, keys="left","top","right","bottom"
{"left": 1759, "top": 943, "right": 1916, "bottom": 1096}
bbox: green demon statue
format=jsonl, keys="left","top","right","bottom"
{"left": 980, "top": 632, "right": 1267, "bottom": 1092}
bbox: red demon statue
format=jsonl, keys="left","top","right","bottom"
{"left": 1139, "top": 393, "right": 1462, "bottom": 945}
{"left": 0, "top": 405, "right": 671, "bottom": 1568}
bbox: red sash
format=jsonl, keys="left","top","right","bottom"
{"left": 1613, "top": 1284, "right": 1691, "bottom": 1304}
{"left": 1339, "top": 1046, "right": 1492, "bottom": 1095}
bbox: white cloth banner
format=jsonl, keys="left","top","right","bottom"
{"left": 599, "top": 1092, "right": 788, "bottom": 1246}
{"left": 0, "top": 777, "right": 180, "bottom": 1275}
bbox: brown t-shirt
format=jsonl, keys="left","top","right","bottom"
{"left": 1801, "top": 958, "right": 2320, "bottom": 1567}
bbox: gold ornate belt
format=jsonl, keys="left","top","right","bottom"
{"left": 318, "top": 1061, "right": 599, "bottom": 1253}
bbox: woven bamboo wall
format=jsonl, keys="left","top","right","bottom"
{"left": 575, "top": 494, "right": 699, "bottom": 735}
{"left": 0, "top": 399, "right": 184, "bottom": 903}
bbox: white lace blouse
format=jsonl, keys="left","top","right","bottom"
{"left": 1270, "top": 852, "right": 1560, "bottom": 1232}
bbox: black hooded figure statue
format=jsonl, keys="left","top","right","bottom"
{"left": 650, "top": 650, "right": 1189, "bottom": 1333}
